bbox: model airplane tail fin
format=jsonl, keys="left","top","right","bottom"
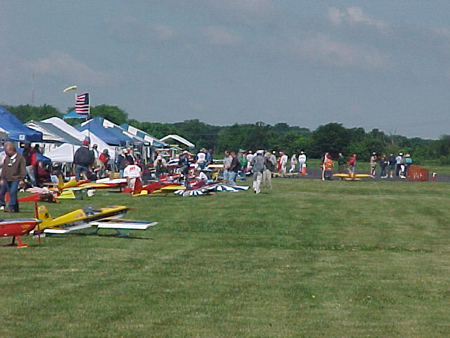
{"left": 37, "top": 205, "right": 53, "bottom": 229}
{"left": 133, "top": 177, "right": 142, "bottom": 195}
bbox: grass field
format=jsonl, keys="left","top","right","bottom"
{"left": 1, "top": 178, "right": 450, "bottom": 337}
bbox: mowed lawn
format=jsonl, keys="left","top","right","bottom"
{"left": 1, "top": 178, "right": 450, "bottom": 337}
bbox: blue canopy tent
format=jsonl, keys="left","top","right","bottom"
{"left": 0, "top": 106, "right": 43, "bottom": 142}
{"left": 63, "top": 110, "right": 87, "bottom": 120}
{"left": 77, "top": 117, "right": 127, "bottom": 146}
{"left": 121, "top": 123, "right": 165, "bottom": 148}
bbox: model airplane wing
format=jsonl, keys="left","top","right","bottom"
{"left": 43, "top": 223, "right": 93, "bottom": 234}
{"left": 89, "top": 219, "right": 157, "bottom": 230}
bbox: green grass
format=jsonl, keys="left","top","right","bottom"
{"left": 1, "top": 179, "right": 450, "bottom": 337}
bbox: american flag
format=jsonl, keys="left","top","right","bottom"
{"left": 75, "top": 93, "right": 90, "bottom": 115}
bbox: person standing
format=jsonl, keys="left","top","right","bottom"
{"left": 387, "top": 153, "right": 396, "bottom": 178}
{"left": 263, "top": 152, "right": 273, "bottom": 189}
{"left": 279, "top": 152, "right": 288, "bottom": 174}
{"left": 298, "top": 151, "right": 307, "bottom": 174}
{"left": 337, "top": 153, "right": 346, "bottom": 173}
{"left": 196, "top": 149, "right": 207, "bottom": 170}
{"left": 0, "top": 142, "right": 26, "bottom": 213}
{"left": 179, "top": 150, "right": 191, "bottom": 187}
{"left": 323, "top": 154, "right": 334, "bottom": 180}
{"left": 99, "top": 149, "right": 111, "bottom": 178}
{"left": 348, "top": 154, "right": 357, "bottom": 173}
{"left": 395, "top": 153, "right": 403, "bottom": 177}
{"left": 0, "top": 148, "right": 7, "bottom": 211}
{"left": 379, "top": 154, "right": 388, "bottom": 178}
{"left": 22, "top": 142, "right": 37, "bottom": 186}
{"left": 223, "top": 150, "right": 232, "bottom": 184}
{"left": 154, "top": 155, "right": 167, "bottom": 179}
{"left": 251, "top": 151, "right": 266, "bottom": 194}
{"left": 269, "top": 151, "right": 277, "bottom": 169}
{"left": 228, "top": 152, "right": 239, "bottom": 186}
{"left": 91, "top": 144, "right": 100, "bottom": 158}
{"left": 123, "top": 158, "right": 142, "bottom": 190}
{"left": 73, "top": 140, "right": 95, "bottom": 181}
{"left": 404, "top": 154, "right": 412, "bottom": 177}
{"left": 238, "top": 152, "right": 247, "bottom": 182}
{"left": 246, "top": 151, "right": 255, "bottom": 172}
{"left": 289, "top": 154, "right": 297, "bottom": 173}
{"left": 321, "top": 152, "right": 329, "bottom": 180}
{"left": 370, "top": 152, "right": 378, "bottom": 177}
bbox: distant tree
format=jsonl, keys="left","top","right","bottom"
{"left": 90, "top": 105, "right": 128, "bottom": 125}
{"left": 137, "top": 122, "right": 180, "bottom": 140}
{"left": 4, "top": 104, "right": 62, "bottom": 123}
{"left": 311, "top": 123, "right": 350, "bottom": 157}
{"left": 173, "top": 119, "right": 221, "bottom": 150}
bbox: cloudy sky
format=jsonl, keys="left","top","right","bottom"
{"left": 1, "top": 0, "right": 450, "bottom": 139}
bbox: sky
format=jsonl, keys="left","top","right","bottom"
{"left": 1, "top": 0, "right": 450, "bottom": 139}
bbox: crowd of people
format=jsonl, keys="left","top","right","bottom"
{"left": 318, "top": 152, "right": 413, "bottom": 180}
{"left": 0, "top": 138, "right": 418, "bottom": 212}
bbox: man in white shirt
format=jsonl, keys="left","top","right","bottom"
{"left": 246, "top": 151, "right": 255, "bottom": 171}
{"left": 196, "top": 149, "right": 207, "bottom": 170}
{"left": 123, "top": 162, "right": 142, "bottom": 189}
{"left": 298, "top": 151, "right": 307, "bottom": 174}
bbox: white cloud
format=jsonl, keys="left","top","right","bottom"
{"left": 153, "top": 24, "right": 177, "bottom": 41}
{"left": 203, "top": 26, "right": 244, "bottom": 46}
{"left": 292, "top": 34, "right": 390, "bottom": 70}
{"left": 28, "top": 51, "right": 115, "bottom": 86}
{"left": 105, "top": 16, "right": 177, "bottom": 42}
{"left": 327, "top": 7, "right": 388, "bottom": 32}
{"left": 202, "top": 0, "right": 276, "bottom": 25}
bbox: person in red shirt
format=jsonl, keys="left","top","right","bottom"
{"left": 323, "top": 154, "right": 334, "bottom": 180}
{"left": 348, "top": 154, "right": 357, "bottom": 173}
{"left": 98, "top": 149, "right": 110, "bottom": 178}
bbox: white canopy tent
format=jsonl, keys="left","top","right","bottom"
{"left": 42, "top": 117, "right": 116, "bottom": 160}
{"left": 160, "top": 134, "right": 195, "bottom": 149}
{"left": 45, "top": 143, "right": 80, "bottom": 163}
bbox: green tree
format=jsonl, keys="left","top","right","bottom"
{"left": 4, "top": 104, "right": 62, "bottom": 122}
{"left": 90, "top": 105, "right": 128, "bottom": 125}
{"left": 311, "top": 123, "right": 350, "bottom": 157}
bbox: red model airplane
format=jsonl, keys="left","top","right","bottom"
{"left": 0, "top": 218, "right": 41, "bottom": 247}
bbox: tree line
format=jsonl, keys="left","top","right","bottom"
{"left": 4, "top": 103, "right": 450, "bottom": 164}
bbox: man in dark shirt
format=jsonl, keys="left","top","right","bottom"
{"left": 0, "top": 142, "right": 26, "bottom": 213}
{"left": 73, "top": 140, "right": 95, "bottom": 181}
{"left": 228, "top": 152, "right": 239, "bottom": 186}
{"left": 22, "top": 142, "right": 37, "bottom": 186}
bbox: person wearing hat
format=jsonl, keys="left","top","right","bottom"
{"left": 73, "top": 139, "right": 95, "bottom": 181}
{"left": 404, "top": 154, "right": 412, "bottom": 177}
{"left": 250, "top": 150, "right": 266, "bottom": 194}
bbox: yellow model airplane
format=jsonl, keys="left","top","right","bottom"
{"left": 333, "top": 172, "right": 372, "bottom": 181}
{"left": 35, "top": 205, "right": 157, "bottom": 237}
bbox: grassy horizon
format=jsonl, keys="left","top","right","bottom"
{"left": 1, "top": 178, "right": 450, "bottom": 337}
